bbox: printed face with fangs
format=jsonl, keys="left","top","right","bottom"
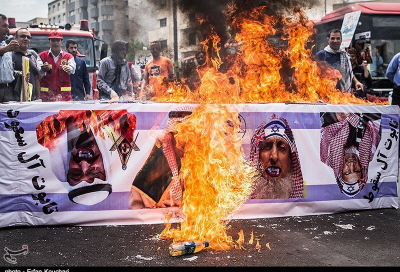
{"left": 67, "top": 128, "right": 106, "bottom": 187}
{"left": 258, "top": 136, "right": 291, "bottom": 179}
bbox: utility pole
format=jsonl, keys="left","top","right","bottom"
{"left": 172, "top": 0, "right": 178, "bottom": 63}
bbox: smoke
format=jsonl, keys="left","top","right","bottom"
{"left": 110, "top": 0, "right": 158, "bottom": 46}
{"left": 175, "top": 0, "right": 320, "bottom": 58}
{"left": 177, "top": 0, "right": 232, "bottom": 46}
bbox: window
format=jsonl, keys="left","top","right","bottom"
{"left": 189, "top": 32, "right": 196, "bottom": 46}
{"left": 160, "top": 40, "right": 167, "bottom": 50}
{"left": 159, "top": 0, "right": 166, "bottom": 8}
{"left": 160, "top": 18, "right": 167, "bottom": 27}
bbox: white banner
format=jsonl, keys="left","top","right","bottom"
{"left": 0, "top": 102, "right": 398, "bottom": 228}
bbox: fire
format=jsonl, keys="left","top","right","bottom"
{"left": 160, "top": 104, "right": 257, "bottom": 250}
{"left": 248, "top": 229, "right": 254, "bottom": 244}
{"left": 156, "top": 2, "right": 387, "bottom": 253}
{"left": 151, "top": 4, "right": 387, "bottom": 105}
{"left": 36, "top": 110, "right": 136, "bottom": 150}
{"left": 235, "top": 229, "right": 246, "bottom": 250}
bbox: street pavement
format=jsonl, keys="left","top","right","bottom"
{"left": 0, "top": 203, "right": 399, "bottom": 269}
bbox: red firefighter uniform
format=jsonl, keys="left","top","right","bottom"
{"left": 39, "top": 50, "right": 74, "bottom": 101}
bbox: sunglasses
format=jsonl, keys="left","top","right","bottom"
{"left": 50, "top": 38, "right": 62, "bottom": 42}
{"left": 19, "top": 34, "right": 32, "bottom": 40}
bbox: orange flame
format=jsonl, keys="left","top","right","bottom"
{"left": 150, "top": 4, "right": 387, "bottom": 105}
{"left": 248, "top": 229, "right": 254, "bottom": 244}
{"left": 157, "top": 2, "right": 387, "bottom": 253}
{"left": 36, "top": 110, "right": 137, "bottom": 150}
{"left": 235, "top": 229, "right": 246, "bottom": 250}
{"left": 160, "top": 104, "right": 257, "bottom": 250}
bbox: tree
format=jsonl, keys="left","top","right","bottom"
{"left": 127, "top": 39, "right": 145, "bottom": 62}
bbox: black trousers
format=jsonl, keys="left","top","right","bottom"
{"left": 0, "top": 83, "right": 18, "bottom": 103}
{"left": 391, "top": 85, "right": 400, "bottom": 106}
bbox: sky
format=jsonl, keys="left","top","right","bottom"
{"left": 1, "top": 0, "right": 52, "bottom": 22}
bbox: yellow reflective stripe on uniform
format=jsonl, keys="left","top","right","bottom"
{"left": 41, "top": 87, "right": 49, "bottom": 92}
{"left": 60, "top": 87, "right": 72, "bottom": 91}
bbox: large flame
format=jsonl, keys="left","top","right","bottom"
{"left": 152, "top": 4, "right": 387, "bottom": 105}
{"left": 157, "top": 2, "right": 387, "bottom": 252}
{"left": 160, "top": 104, "right": 257, "bottom": 250}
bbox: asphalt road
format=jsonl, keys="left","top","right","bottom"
{"left": 0, "top": 204, "right": 399, "bottom": 269}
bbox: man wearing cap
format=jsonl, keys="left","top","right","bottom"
{"left": 0, "top": 13, "right": 20, "bottom": 102}
{"left": 249, "top": 114, "right": 305, "bottom": 199}
{"left": 38, "top": 31, "right": 76, "bottom": 101}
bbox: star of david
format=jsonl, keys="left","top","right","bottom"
{"left": 271, "top": 125, "right": 281, "bottom": 133}
{"left": 110, "top": 132, "right": 140, "bottom": 170}
{"left": 346, "top": 185, "right": 355, "bottom": 192}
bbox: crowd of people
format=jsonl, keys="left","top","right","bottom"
{"left": 1, "top": 13, "right": 400, "bottom": 106}
{"left": 315, "top": 28, "right": 400, "bottom": 106}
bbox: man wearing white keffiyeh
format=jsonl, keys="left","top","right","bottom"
{"left": 249, "top": 114, "right": 305, "bottom": 199}
{"left": 316, "top": 29, "right": 363, "bottom": 93}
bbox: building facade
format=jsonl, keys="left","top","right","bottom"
{"left": 46, "top": 0, "right": 394, "bottom": 65}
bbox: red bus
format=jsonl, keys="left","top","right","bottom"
{"left": 8, "top": 18, "right": 107, "bottom": 99}
{"left": 313, "top": 2, "right": 400, "bottom": 97}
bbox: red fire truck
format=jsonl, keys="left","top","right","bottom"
{"left": 7, "top": 18, "right": 107, "bottom": 99}
{"left": 313, "top": 2, "right": 400, "bottom": 101}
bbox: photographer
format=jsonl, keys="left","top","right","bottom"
{"left": 348, "top": 48, "right": 372, "bottom": 99}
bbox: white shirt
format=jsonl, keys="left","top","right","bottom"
{"left": 0, "top": 41, "right": 15, "bottom": 83}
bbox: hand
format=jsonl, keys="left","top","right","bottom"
{"left": 41, "top": 62, "right": 52, "bottom": 72}
{"left": 6, "top": 40, "right": 19, "bottom": 52}
{"left": 61, "top": 65, "right": 72, "bottom": 74}
{"left": 355, "top": 81, "right": 363, "bottom": 91}
{"left": 362, "top": 60, "right": 368, "bottom": 68}
{"left": 137, "top": 90, "right": 146, "bottom": 100}
{"left": 84, "top": 93, "right": 91, "bottom": 100}
{"left": 109, "top": 90, "right": 119, "bottom": 102}
{"left": 25, "top": 72, "right": 30, "bottom": 83}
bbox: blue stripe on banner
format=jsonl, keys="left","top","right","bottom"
{"left": 239, "top": 112, "right": 321, "bottom": 130}
{"left": 1, "top": 111, "right": 398, "bottom": 132}
{"left": 245, "top": 182, "right": 398, "bottom": 203}
{"left": 0, "top": 182, "right": 397, "bottom": 212}
{"left": 0, "top": 192, "right": 131, "bottom": 213}
{"left": 0, "top": 112, "right": 171, "bottom": 131}
{"left": 381, "top": 114, "right": 400, "bottom": 130}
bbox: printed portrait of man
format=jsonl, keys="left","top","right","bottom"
{"left": 36, "top": 110, "right": 138, "bottom": 205}
{"left": 249, "top": 113, "right": 305, "bottom": 199}
{"left": 130, "top": 105, "right": 194, "bottom": 209}
{"left": 320, "top": 112, "right": 381, "bottom": 197}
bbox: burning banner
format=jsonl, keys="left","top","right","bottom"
{"left": 36, "top": 110, "right": 138, "bottom": 205}
{"left": 0, "top": 1, "right": 397, "bottom": 258}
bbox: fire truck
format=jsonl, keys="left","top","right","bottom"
{"left": 313, "top": 2, "right": 400, "bottom": 102}
{"left": 7, "top": 18, "right": 108, "bottom": 99}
